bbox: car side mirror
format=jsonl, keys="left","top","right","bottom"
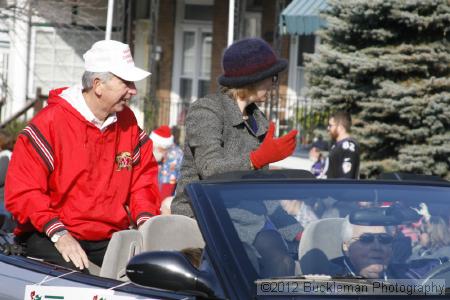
{"left": 126, "top": 251, "right": 216, "bottom": 298}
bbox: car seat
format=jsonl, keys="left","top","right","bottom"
{"left": 138, "top": 215, "right": 205, "bottom": 251}
{"left": 100, "top": 229, "right": 142, "bottom": 281}
{"left": 298, "top": 218, "right": 344, "bottom": 275}
{"left": 100, "top": 215, "right": 204, "bottom": 280}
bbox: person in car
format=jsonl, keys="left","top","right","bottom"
{"left": 331, "top": 217, "right": 395, "bottom": 279}
{"left": 411, "top": 216, "right": 450, "bottom": 260}
{"left": 5, "top": 40, "right": 161, "bottom": 272}
{"left": 171, "top": 38, "right": 297, "bottom": 217}
{"left": 227, "top": 199, "right": 302, "bottom": 277}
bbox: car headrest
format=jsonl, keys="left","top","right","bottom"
{"left": 298, "top": 218, "right": 345, "bottom": 275}
{"left": 139, "top": 215, "right": 205, "bottom": 251}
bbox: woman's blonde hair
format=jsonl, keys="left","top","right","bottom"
{"left": 221, "top": 84, "right": 258, "bottom": 100}
{"left": 427, "top": 216, "right": 450, "bottom": 248}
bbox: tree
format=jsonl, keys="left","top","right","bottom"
{"left": 305, "top": 0, "right": 450, "bottom": 179}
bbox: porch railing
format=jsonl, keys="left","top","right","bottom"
{"left": 0, "top": 88, "right": 47, "bottom": 129}
{"left": 151, "top": 95, "right": 329, "bottom": 145}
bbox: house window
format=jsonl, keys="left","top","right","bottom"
{"left": 179, "top": 30, "right": 212, "bottom": 99}
{"left": 173, "top": 0, "right": 213, "bottom": 102}
{"left": 31, "top": 28, "right": 104, "bottom": 95}
{"left": 184, "top": 4, "right": 213, "bottom": 21}
{"left": 295, "top": 35, "right": 316, "bottom": 95}
{"left": 297, "top": 35, "right": 315, "bottom": 67}
{"left": 0, "top": 50, "right": 8, "bottom": 105}
{"left": 243, "top": 12, "right": 262, "bottom": 38}
{"left": 171, "top": 0, "right": 213, "bottom": 125}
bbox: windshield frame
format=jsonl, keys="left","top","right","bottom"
{"left": 186, "top": 179, "right": 450, "bottom": 298}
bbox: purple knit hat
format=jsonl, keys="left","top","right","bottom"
{"left": 218, "top": 38, "right": 288, "bottom": 88}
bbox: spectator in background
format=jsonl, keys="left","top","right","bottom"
{"left": 150, "top": 125, "right": 183, "bottom": 200}
{"left": 171, "top": 38, "right": 297, "bottom": 217}
{"left": 171, "top": 125, "right": 182, "bottom": 146}
{"left": 312, "top": 134, "right": 328, "bottom": 152}
{"left": 309, "top": 145, "right": 326, "bottom": 178}
{"left": 0, "top": 130, "right": 14, "bottom": 232}
{"left": 5, "top": 40, "right": 160, "bottom": 272}
{"left": 323, "top": 111, "right": 360, "bottom": 179}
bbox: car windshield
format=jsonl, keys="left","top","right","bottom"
{"left": 200, "top": 181, "right": 450, "bottom": 284}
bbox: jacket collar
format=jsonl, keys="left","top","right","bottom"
{"left": 221, "top": 92, "right": 268, "bottom": 137}
{"left": 59, "top": 85, "right": 117, "bottom": 131}
{"left": 343, "top": 256, "right": 388, "bottom": 280}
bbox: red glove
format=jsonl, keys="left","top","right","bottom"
{"left": 250, "top": 122, "right": 298, "bottom": 169}
{"left": 160, "top": 183, "right": 176, "bottom": 199}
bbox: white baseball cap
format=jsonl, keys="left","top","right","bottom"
{"left": 83, "top": 40, "right": 150, "bottom": 82}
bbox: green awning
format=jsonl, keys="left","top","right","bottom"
{"left": 280, "top": 0, "right": 328, "bottom": 35}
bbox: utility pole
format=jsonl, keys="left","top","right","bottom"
{"left": 227, "top": 0, "right": 235, "bottom": 45}
{"left": 271, "top": 0, "right": 286, "bottom": 135}
{"left": 147, "top": 0, "right": 160, "bottom": 129}
{"left": 105, "top": 0, "right": 114, "bottom": 40}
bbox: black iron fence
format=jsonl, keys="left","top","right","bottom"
{"left": 0, "top": 90, "right": 329, "bottom": 147}
{"left": 149, "top": 95, "right": 329, "bottom": 146}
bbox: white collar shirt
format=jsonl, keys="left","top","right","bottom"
{"left": 60, "top": 85, "right": 117, "bottom": 132}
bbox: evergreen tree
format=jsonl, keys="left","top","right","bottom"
{"left": 305, "top": 0, "right": 450, "bottom": 179}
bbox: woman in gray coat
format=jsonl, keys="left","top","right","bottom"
{"left": 171, "top": 38, "right": 298, "bottom": 218}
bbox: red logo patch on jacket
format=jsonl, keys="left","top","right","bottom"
{"left": 116, "top": 152, "right": 132, "bottom": 171}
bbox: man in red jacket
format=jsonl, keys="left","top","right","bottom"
{"left": 5, "top": 40, "right": 161, "bottom": 272}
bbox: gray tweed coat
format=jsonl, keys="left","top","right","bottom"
{"left": 171, "top": 91, "right": 269, "bottom": 217}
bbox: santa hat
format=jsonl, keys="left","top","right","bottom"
{"left": 150, "top": 125, "right": 174, "bottom": 148}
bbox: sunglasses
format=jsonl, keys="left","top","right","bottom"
{"left": 352, "top": 233, "right": 393, "bottom": 245}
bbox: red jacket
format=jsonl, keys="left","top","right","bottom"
{"left": 5, "top": 87, "right": 161, "bottom": 241}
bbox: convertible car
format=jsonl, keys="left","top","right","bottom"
{"left": 1, "top": 170, "right": 450, "bottom": 299}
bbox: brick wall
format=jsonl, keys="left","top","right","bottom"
{"left": 156, "top": 0, "right": 176, "bottom": 125}
{"left": 153, "top": 0, "right": 293, "bottom": 127}
{"left": 210, "top": 0, "right": 229, "bottom": 93}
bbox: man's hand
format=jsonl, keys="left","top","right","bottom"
{"left": 54, "top": 233, "right": 89, "bottom": 270}
{"left": 412, "top": 202, "right": 431, "bottom": 222}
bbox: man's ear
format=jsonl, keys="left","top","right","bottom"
{"left": 337, "top": 123, "right": 344, "bottom": 135}
{"left": 93, "top": 78, "right": 103, "bottom": 96}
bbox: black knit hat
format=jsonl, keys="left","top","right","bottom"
{"left": 218, "top": 38, "right": 288, "bottom": 88}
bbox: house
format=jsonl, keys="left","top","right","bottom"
{"left": 0, "top": 0, "right": 126, "bottom": 126}
{"left": 0, "top": 0, "right": 327, "bottom": 137}
{"left": 129, "top": 0, "right": 327, "bottom": 136}
{"left": 129, "top": 0, "right": 291, "bottom": 131}
{"left": 280, "top": 0, "right": 327, "bottom": 127}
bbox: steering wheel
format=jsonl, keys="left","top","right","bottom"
{"left": 422, "top": 261, "right": 450, "bottom": 284}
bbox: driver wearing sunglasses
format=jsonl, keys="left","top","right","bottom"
{"left": 331, "top": 217, "right": 395, "bottom": 279}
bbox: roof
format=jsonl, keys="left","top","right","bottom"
{"left": 280, "top": 0, "right": 328, "bottom": 35}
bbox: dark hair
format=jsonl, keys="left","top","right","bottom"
{"left": 0, "top": 130, "right": 14, "bottom": 151}
{"left": 171, "top": 126, "right": 181, "bottom": 145}
{"left": 180, "top": 247, "right": 203, "bottom": 268}
{"left": 331, "top": 111, "right": 352, "bottom": 132}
